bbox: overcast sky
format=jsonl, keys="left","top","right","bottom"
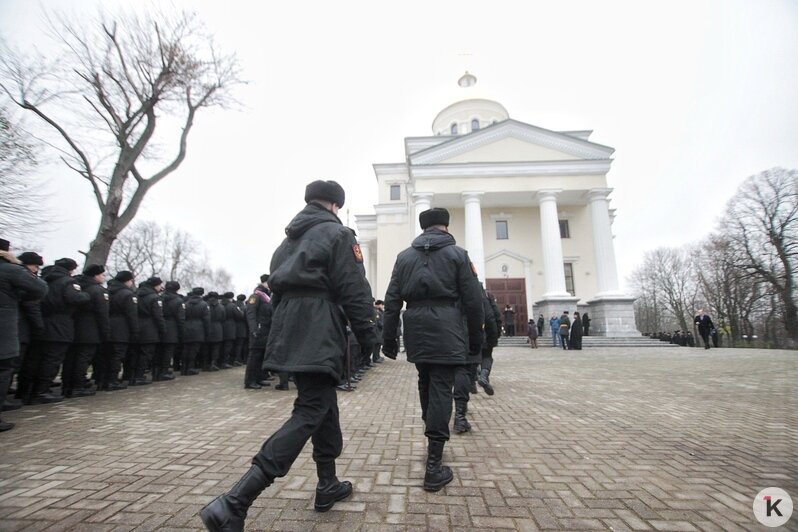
{"left": 2, "top": 0, "right": 797, "bottom": 295}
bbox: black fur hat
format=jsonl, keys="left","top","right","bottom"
{"left": 304, "top": 180, "right": 345, "bottom": 207}
{"left": 419, "top": 208, "right": 450, "bottom": 230}
{"left": 145, "top": 276, "right": 163, "bottom": 287}
{"left": 55, "top": 257, "right": 78, "bottom": 271}
{"left": 165, "top": 281, "right": 180, "bottom": 292}
{"left": 0, "top": 238, "right": 9, "bottom": 251}
{"left": 18, "top": 252, "right": 44, "bottom": 266}
{"left": 237, "top": 294, "right": 246, "bottom": 301}
{"left": 191, "top": 287, "right": 205, "bottom": 296}
{"left": 260, "top": 273, "right": 270, "bottom": 283}
{"left": 83, "top": 264, "right": 105, "bottom": 277}
{"left": 115, "top": 271, "right": 135, "bottom": 283}
{"left": 223, "top": 291, "right": 235, "bottom": 299}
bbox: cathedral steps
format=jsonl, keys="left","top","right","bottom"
{"left": 499, "top": 335, "right": 680, "bottom": 348}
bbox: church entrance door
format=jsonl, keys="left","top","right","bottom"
{"left": 486, "top": 278, "right": 527, "bottom": 336}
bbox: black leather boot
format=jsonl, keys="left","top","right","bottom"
{"left": 314, "top": 462, "right": 352, "bottom": 512}
{"left": 477, "top": 368, "right": 494, "bottom": 396}
{"left": 453, "top": 405, "right": 471, "bottom": 433}
{"left": 423, "top": 440, "right": 453, "bottom": 492}
{"left": 199, "top": 465, "right": 270, "bottom": 532}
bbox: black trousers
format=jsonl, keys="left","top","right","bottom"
{"left": 35, "top": 341, "right": 71, "bottom": 394}
{"left": 158, "top": 344, "right": 177, "bottom": 374}
{"left": 234, "top": 338, "right": 247, "bottom": 363}
{"left": 105, "top": 343, "right": 129, "bottom": 385}
{"left": 560, "top": 334, "right": 570, "bottom": 350}
{"left": 245, "top": 347, "right": 265, "bottom": 385}
{"left": 251, "top": 373, "right": 342, "bottom": 479}
{"left": 0, "top": 357, "right": 15, "bottom": 409}
{"left": 372, "top": 343, "right": 382, "bottom": 362}
{"left": 207, "top": 342, "right": 221, "bottom": 368}
{"left": 132, "top": 343, "right": 158, "bottom": 380}
{"left": 699, "top": 332, "right": 711, "bottom": 349}
{"left": 182, "top": 342, "right": 201, "bottom": 373}
{"left": 15, "top": 343, "right": 34, "bottom": 400}
{"left": 222, "top": 339, "right": 235, "bottom": 365}
{"left": 63, "top": 343, "right": 98, "bottom": 392}
{"left": 453, "top": 363, "right": 478, "bottom": 409}
{"left": 481, "top": 346, "right": 494, "bottom": 373}
{"left": 415, "top": 363, "right": 456, "bottom": 442}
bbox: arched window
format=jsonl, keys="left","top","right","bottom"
{"left": 471, "top": 119, "right": 480, "bottom": 131}
{"left": 450, "top": 123, "right": 458, "bottom": 135}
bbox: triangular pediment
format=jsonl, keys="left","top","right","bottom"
{"left": 409, "top": 119, "right": 614, "bottom": 165}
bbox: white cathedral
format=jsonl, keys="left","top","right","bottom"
{"left": 355, "top": 73, "right": 639, "bottom": 337}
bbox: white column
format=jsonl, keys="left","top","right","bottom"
{"left": 462, "top": 191, "right": 485, "bottom": 281}
{"left": 412, "top": 192, "right": 433, "bottom": 236}
{"left": 523, "top": 260, "right": 534, "bottom": 314}
{"left": 537, "top": 189, "right": 570, "bottom": 298}
{"left": 587, "top": 188, "right": 622, "bottom": 297}
{"left": 359, "top": 240, "right": 372, "bottom": 289}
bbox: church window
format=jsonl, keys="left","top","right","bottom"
{"left": 390, "top": 184, "right": 401, "bottom": 201}
{"left": 559, "top": 219, "right": 570, "bottom": 238}
{"left": 496, "top": 220, "right": 508, "bottom": 240}
{"left": 471, "top": 119, "right": 480, "bottom": 131}
{"left": 564, "top": 263, "right": 575, "bottom": 296}
{"left": 450, "top": 122, "right": 458, "bottom": 135}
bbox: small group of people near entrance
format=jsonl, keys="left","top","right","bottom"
{"left": 524, "top": 311, "right": 587, "bottom": 349}
{"left": 199, "top": 181, "right": 501, "bottom": 531}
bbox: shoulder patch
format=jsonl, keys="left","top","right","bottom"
{"left": 182, "top": 303, "right": 186, "bottom": 309}
{"left": 248, "top": 296, "right": 257, "bottom": 305}
{"left": 103, "top": 293, "right": 109, "bottom": 300}
{"left": 157, "top": 300, "right": 163, "bottom": 307}
{"left": 469, "top": 261, "right": 478, "bottom": 277}
{"left": 352, "top": 244, "right": 364, "bottom": 263}
{"left": 132, "top": 296, "right": 138, "bottom": 304}
{"left": 73, "top": 284, "right": 82, "bottom": 291}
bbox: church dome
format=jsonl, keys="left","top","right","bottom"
{"left": 432, "top": 72, "right": 509, "bottom": 136}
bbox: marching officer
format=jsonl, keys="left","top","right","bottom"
{"left": 104, "top": 271, "right": 138, "bottom": 390}
{"left": 13, "top": 251, "right": 46, "bottom": 404}
{"left": 206, "top": 291, "right": 225, "bottom": 371}
{"left": 132, "top": 277, "right": 165, "bottom": 385}
{"left": 234, "top": 294, "right": 249, "bottom": 366}
{"left": 158, "top": 281, "right": 185, "bottom": 380}
{"left": 182, "top": 287, "right": 209, "bottom": 375}
{"left": 381, "top": 207, "right": 484, "bottom": 492}
{"left": 201, "top": 180, "right": 377, "bottom": 530}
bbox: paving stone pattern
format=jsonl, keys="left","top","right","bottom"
{"left": 1, "top": 346, "right": 796, "bottom": 531}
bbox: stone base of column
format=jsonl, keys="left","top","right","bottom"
{"left": 533, "top": 297, "right": 581, "bottom": 324}
{"left": 585, "top": 296, "right": 640, "bottom": 337}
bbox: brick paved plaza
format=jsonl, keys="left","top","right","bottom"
{"left": 1, "top": 346, "right": 796, "bottom": 531}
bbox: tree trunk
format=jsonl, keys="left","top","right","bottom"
{"left": 85, "top": 212, "right": 120, "bottom": 266}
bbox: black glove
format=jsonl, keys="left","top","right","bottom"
{"left": 382, "top": 338, "right": 398, "bottom": 359}
{"left": 469, "top": 343, "right": 482, "bottom": 357}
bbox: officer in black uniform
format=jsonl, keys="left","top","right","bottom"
{"left": 104, "top": 271, "right": 138, "bottom": 390}
{"left": 206, "top": 291, "right": 225, "bottom": 371}
{"left": 14, "top": 252, "right": 46, "bottom": 404}
{"left": 201, "top": 180, "right": 377, "bottom": 530}
{"left": 454, "top": 288, "right": 498, "bottom": 433}
{"left": 132, "top": 276, "right": 165, "bottom": 385}
{"left": 65, "top": 264, "right": 110, "bottom": 397}
{"left": 182, "top": 287, "right": 209, "bottom": 375}
{"left": 157, "top": 281, "right": 184, "bottom": 380}
{"left": 244, "top": 275, "right": 273, "bottom": 389}
{"left": 33, "top": 258, "right": 91, "bottom": 403}
{"left": 477, "top": 290, "right": 502, "bottom": 395}
{"left": 381, "top": 208, "right": 484, "bottom": 492}
{"left": 234, "top": 294, "right": 249, "bottom": 365}
{"left": 221, "top": 292, "right": 238, "bottom": 368}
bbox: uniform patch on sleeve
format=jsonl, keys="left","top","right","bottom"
{"left": 73, "top": 284, "right": 82, "bottom": 291}
{"left": 248, "top": 296, "right": 257, "bottom": 305}
{"left": 469, "top": 261, "right": 478, "bottom": 277}
{"left": 103, "top": 293, "right": 109, "bottom": 300}
{"left": 157, "top": 300, "right": 163, "bottom": 307}
{"left": 352, "top": 244, "right": 364, "bottom": 263}
{"left": 132, "top": 297, "right": 138, "bottom": 304}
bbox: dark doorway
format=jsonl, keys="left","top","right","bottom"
{"left": 486, "top": 278, "right": 527, "bottom": 336}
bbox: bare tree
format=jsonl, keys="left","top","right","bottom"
{"left": 722, "top": 168, "right": 798, "bottom": 344}
{"left": 0, "top": 7, "right": 242, "bottom": 264}
{"left": 630, "top": 247, "right": 698, "bottom": 332}
{"left": 0, "top": 106, "right": 48, "bottom": 238}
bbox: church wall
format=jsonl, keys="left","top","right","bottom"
{"left": 414, "top": 174, "right": 608, "bottom": 194}
{"left": 441, "top": 137, "right": 581, "bottom": 164}
{"left": 559, "top": 206, "right": 598, "bottom": 301}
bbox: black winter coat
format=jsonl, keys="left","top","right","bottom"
{"left": 162, "top": 290, "right": 186, "bottom": 344}
{"left": 483, "top": 292, "right": 499, "bottom": 349}
{"left": 136, "top": 284, "right": 165, "bottom": 344}
{"left": 18, "top": 298, "right": 45, "bottom": 345}
{"left": 73, "top": 274, "right": 111, "bottom": 344}
{"left": 108, "top": 279, "right": 139, "bottom": 343}
{"left": 245, "top": 287, "right": 272, "bottom": 349}
{"left": 234, "top": 300, "right": 248, "bottom": 339}
{"left": 0, "top": 258, "right": 48, "bottom": 358}
{"left": 183, "top": 295, "right": 210, "bottom": 343}
{"left": 40, "top": 265, "right": 91, "bottom": 343}
{"left": 222, "top": 299, "right": 238, "bottom": 341}
{"left": 264, "top": 203, "right": 377, "bottom": 381}
{"left": 383, "top": 229, "right": 484, "bottom": 365}
{"left": 207, "top": 297, "right": 225, "bottom": 343}
{"left": 488, "top": 295, "right": 502, "bottom": 341}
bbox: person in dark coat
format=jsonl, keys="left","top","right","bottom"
{"left": 694, "top": 309, "right": 715, "bottom": 350}
{"left": 527, "top": 319, "right": 539, "bottom": 348}
{"left": 582, "top": 312, "right": 591, "bottom": 336}
{"left": 453, "top": 288, "right": 498, "bottom": 434}
{"left": 537, "top": 314, "right": 545, "bottom": 337}
{"left": 0, "top": 241, "right": 48, "bottom": 430}
{"left": 221, "top": 292, "right": 239, "bottom": 368}
{"left": 235, "top": 294, "right": 249, "bottom": 365}
{"left": 201, "top": 180, "right": 377, "bottom": 530}
{"left": 244, "top": 276, "right": 272, "bottom": 389}
{"left": 478, "top": 291, "right": 502, "bottom": 394}
{"left": 503, "top": 304, "right": 515, "bottom": 336}
{"left": 206, "top": 291, "right": 225, "bottom": 371}
{"left": 371, "top": 300, "right": 385, "bottom": 363}
{"left": 559, "top": 310, "right": 571, "bottom": 350}
{"left": 32, "top": 257, "right": 91, "bottom": 403}
{"left": 64, "top": 264, "right": 110, "bottom": 397}
{"left": 182, "top": 287, "right": 209, "bottom": 375}
{"left": 381, "top": 207, "right": 484, "bottom": 493}
{"left": 131, "top": 277, "right": 165, "bottom": 385}
{"left": 570, "top": 311, "right": 583, "bottom": 350}
{"left": 13, "top": 252, "right": 46, "bottom": 405}
{"left": 104, "top": 271, "right": 138, "bottom": 390}
{"left": 157, "top": 281, "right": 184, "bottom": 381}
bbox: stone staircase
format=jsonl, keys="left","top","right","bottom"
{"left": 498, "top": 334, "right": 679, "bottom": 348}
